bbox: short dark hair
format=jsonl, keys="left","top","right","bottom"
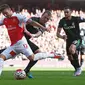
{"left": 0, "top": 4, "right": 10, "bottom": 12}
{"left": 42, "top": 10, "right": 51, "bottom": 16}
{"left": 64, "top": 6, "right": 71, "bottom": 11}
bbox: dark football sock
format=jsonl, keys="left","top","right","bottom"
{"left": 24, "top": 60, "right": 38, "bottom": 74}
{"left": 70, "top": 60, "right": 77, "bottom": 70}
{"left": 72, "top": 53, "right": 80, "bottom": 69}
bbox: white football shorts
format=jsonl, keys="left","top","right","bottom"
{"left": 1, "top": 36, "right": 33, "bottom": 59}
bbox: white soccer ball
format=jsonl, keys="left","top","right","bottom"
{"left": 14, "top": 69, "right": 26, "bottom": 80}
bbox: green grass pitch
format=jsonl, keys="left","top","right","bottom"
{"left": 0, "top": 68, "right": 85, "bottom": 85}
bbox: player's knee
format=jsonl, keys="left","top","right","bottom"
{"left": 0, "top": 54, "right": 6, "bottom": 60}
{"left": 69, "top": 47, "right": 76, "bottom": 54}
{"left": 34, "top": 49, "right": 40, "bottom": 54}
{"left": 69, "top": 44, "right": 76, "bottom": 54}
{"left": 27, "top": 54, "right": 34, "bottom": 61}
{"left": 69, "top": 49, "right": 75, "bottom": 54}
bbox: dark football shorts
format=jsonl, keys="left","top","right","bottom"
{"left": 27, "top": 40, "right": 39, "bottom": 53}
{"left": 66, "top": 39, "right": 82, "bottom": 55}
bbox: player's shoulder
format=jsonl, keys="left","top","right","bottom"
{"left": 59, "top": 17, "right": 65, "bottom": 22}
{"left": 12, "top": 12, "right": 22, "bottom": 17}
{"left": 72, "top": 16, "right": 79, "bottom": 19}
{"left": 60, "top": 17, "right": 65, "bottom": 20}
{"left": 31, "top": 17, "right": 40, "bottom": 21}
{"left": 72, "top": 16, "right": 82, "bottom": 22}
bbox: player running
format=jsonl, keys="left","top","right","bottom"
{"left": 57, "top": 7, "right": 85, "bottom": 76}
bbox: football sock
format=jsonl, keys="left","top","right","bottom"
{"left": 0, "top": 58, "right": 4, "bottom": 75}
{"left": 33, "top": 52, "right": 54, "bottom": 61}
{"left": 70, "top": 60, "right": 77, "bottom": 70}
{"left": 73, "top": 53, "right": 80, "bottom": 68}
{"left": 70, "top": 53, "right": 80, "bottom": 70}
{"left": 24, "top": 60, "right": 38, "bottom": 74}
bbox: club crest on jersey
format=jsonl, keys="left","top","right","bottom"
{"left": 4, "top": 20, "right": 7, "bottom": 23}
{"left": 9, "top": 25, "right": 12, "bottom": 28}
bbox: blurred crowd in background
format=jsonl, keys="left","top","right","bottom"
{"left": 0, "top": 8, "right": 85, "bottom": 60}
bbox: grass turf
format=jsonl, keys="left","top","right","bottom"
{"left": 0, "top": 70, "right": 85, "bottom": 85}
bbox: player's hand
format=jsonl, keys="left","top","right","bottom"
{"left": 47, "top": 27, "right": 51, "bottom": 32}
{"left": 41, "top": 27, "right": 50, "bottom": 32}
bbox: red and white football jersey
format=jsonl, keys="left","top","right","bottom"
{"left": 0, "top": 13, "right": 29, "bottom": 45}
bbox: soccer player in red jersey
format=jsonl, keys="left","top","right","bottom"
{"left": 0, "top": 4, "right": 64, "bottom": 76}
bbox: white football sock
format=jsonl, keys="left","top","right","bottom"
{"left": 0, "top": 58, "right": 4, "bottom": 76}
{"left": 33, "top": 52, "right": 54, "bottom": 61}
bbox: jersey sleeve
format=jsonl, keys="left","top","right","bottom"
{"left": 77, "top": 17, "right": 85, "bottom": 23}
{"left": 16, "top": 13, "right": 31, "bottom": 23}
{"left": 0, "top": 18, "right": 4, "bottom": 25}
{"left": 58, "top": 19, "right": 63, "bottom": 28}
{"left": 31, "top": 17, "right": 36, "bottom": 20}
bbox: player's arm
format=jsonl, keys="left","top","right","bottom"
{"left": 32, "top": 31, "right": 42, "bottom": 38}
{"left": 23, "top": 24, "right": 33, "bottom": 37}
{"left": 26, "top": 19, "right": 49, "bottom": 31}
{"left": 18, "top": 14, "right": 49, "bottom": 31}
{"left": 57, "top": 27, "right": 64, "bottom": 39}
{"left": 57, "top": 27, "right": 67, "bottom": 41}
{"left": 24, "top": 23, "right": 42, "bottom": 38}
{"left": 24, "top": 24, "right": 42, "bottom": 38}
{"left": 57, "top": 19, "right": 67, "bottom": 41}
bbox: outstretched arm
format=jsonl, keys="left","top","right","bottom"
{"left": 26, "top": 19, "right": 50, "bottom": 32}
{"left": 32, "top": 31, "right": 42, "bottom": 38}
{"left": 24, "top": 24, "right": 33, "bottom": 38}
{"left": 18, "top": 14, "right": 50, "bottom": 32}
{"left": 24, "top": 24, "right": 43, "bottom": 38}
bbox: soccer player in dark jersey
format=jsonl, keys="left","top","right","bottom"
{"left": 24, "top": 10, "right": 56, "bottom": 78}
{"left": 57, "top": 7, "right": 85, "bottom": 76}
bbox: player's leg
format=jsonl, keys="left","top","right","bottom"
{"left": 72, "top": 53, "right": 81, "bottom": 76}
{"left": 80, "top": 54, "right": 84, "bottom": 67}
{"left": 0, "top": 48, "right": 6, "bottom": 74}
{"left": 0, "top": 46, "right": 17, "bottom": 75}
{"left": 24, "top": 39, "right": 64, "bottom": 78}
{"left": 24, "top": 40, "right": 39, "bottom": 77}
{"left": 69, "top": 40, "right": 81, "bottom": 76}
{"left": 79, "top": 44, "right": 85, "bottom": 67}
{"left": 66, "top": 42, "right": 76, "bottom": 70}
{"left": 21, "top": 37, "right": 64, "bottom": 61}
{"left": 24, "top": 52, "right": 64, "bottom": 78}
{"left": 0, "top": 54, "right": 6, "bottom": 75}
{"left": 24, "top": 58, "right": 38, "bottom": 78}
{"left": 66, "top": 41, "right": 81, "bottom": 76}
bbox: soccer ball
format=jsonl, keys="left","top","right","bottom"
{"left": 14, "top": 69, "right": 26, "bottom": 80}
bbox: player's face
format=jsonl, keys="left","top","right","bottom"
{"left": 64, "top": 9, "right": 71, "bottom": 18}
{"left": 2, "top": 8, "right": 12, "bottom": 18}
{"left": 41, "top": 13, "right": 51, "bottom": 23}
